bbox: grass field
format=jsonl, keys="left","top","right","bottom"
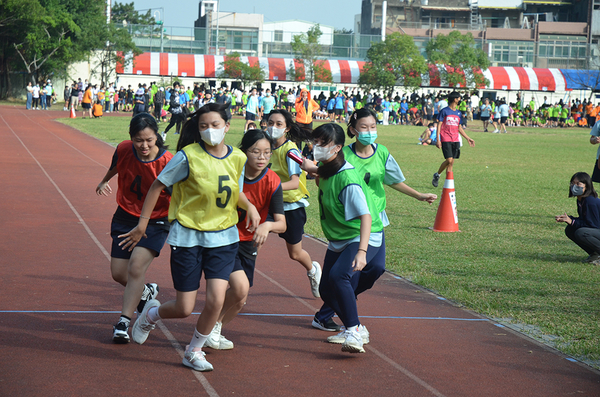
{"left": 58, "top": 114, "right": 600, "bottom": 369}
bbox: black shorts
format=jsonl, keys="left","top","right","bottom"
{"left": 560, "top": 118, "right": 567, "bottom": 123}
{"left": 246, "top": 112, "right": 256, "bottom": 121}
{"left": 110, "top": 220, "right": 169, "bottom": 259}
{"left": 82, "top": 102, "right": 91, "bottom": 109}
{"left": 170, "top": 243, "right": 239, "bottom": 292}
{"left": 592, "top": 158, "right": 600, "bottom": 183}
{"left": 480, "top": 116, "right": 490, "bottom": 121}
{"left": 500, "top": 116, "right": 508, "bottom": 124}
{"left": 279, "top": 206, "right": 306, "bottom": 245}
{"left": 233, "top": 241, "right": 257, "bottom": 287}
{"left": 335, "top": 109, "right": 343, "bottom": 116}
{"left": 441, "top": 141, "right": 461, "bottom": 159}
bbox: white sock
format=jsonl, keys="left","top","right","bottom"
{"left": 308, "top": 264, "right": 316, "bottom": 275}
{"left": 147, "top": 306, "right": 161, "bottom": 323}
{"left": 189, "top": 329, "right": 209, "bottom": 351}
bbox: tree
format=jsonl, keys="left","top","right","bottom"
{"left": 289, "top": 24, "right": 332, "bottom": 89}
{"left": 219, "top": 52, "right": 265, "bottom": 89}
{"left": 92, "top": 23, "right": 141, "bottom": 86}
{"left": 111, "top": 2, "right": 156, "bottom": 25}
{"left": 358, "top": 32, "right": 428, "bottom": 95}
{"left": 425, "top": 30, "right": 490, "bottom": 89}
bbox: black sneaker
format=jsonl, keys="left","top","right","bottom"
{"left": 432, "top": 172, "right": 440, "bottom": 187}
{"left": 137, "top": 283, "right": 159, "bottom": 314}
{"left": 312, "top": 315, "right": 342, "bottom": 332}
{"left": 112, "top": 321, "right": 130, "bottom": 344}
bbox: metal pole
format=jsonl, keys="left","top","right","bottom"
{"left": 382, "top": 1, "right": 387, "bottom": 41}
{"left": 216, "top": 0, "right": 220, "bottom": 54}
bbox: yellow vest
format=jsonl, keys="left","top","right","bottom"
{"left": 270, "top": 140, "right": 309, "bottom": 203}
{"left": 169, "top": 143, "right": 246, "bottom": 231}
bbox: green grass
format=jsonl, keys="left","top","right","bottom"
{"left": 57, "top": 115, "right": 600, "bottom": 368}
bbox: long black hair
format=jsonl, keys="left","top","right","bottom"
{"left": 312, "top": 123, "right": 345, "bottom": 180}
{"left": 176, "top": 103, "right": 229, "bottom": 152}
{"left": 570, "top": 172, "right": 598, "bottom": 198}
{"left": 129, "top": 112, "right": 166, "bottom": 149}
{"left": 268, "top": 109, "right": 312, "bottom": 144}
{"left": 346, "top": 107, "right": 377, "bottom": 139}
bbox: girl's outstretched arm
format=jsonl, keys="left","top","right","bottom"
{"left": 238, "top": 192, "right": 260, "bottom": 233}
{"left": 96, "top": 167, "right": 118, "bottom": 196}
{"left": 389, "top": 182, "right": 437, "bottom": 204}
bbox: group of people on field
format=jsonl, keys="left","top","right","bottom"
{"left": 96, "top": 82, "right": 450, "bottom": 371}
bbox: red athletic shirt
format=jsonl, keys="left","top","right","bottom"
{"left": 111, "top": 141, "right": 173, "bottom": 219}
{"left": 237, "top": 167, "right": 283, "bottom": 242}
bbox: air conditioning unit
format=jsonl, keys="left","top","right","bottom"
{"left": 592, "top": 48, "right": 600, "bottom": 56}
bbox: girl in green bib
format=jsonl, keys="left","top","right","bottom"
{"left": 304, "top": 109, "right": 437, "bottom": 338}
{"left": 309, "top": 123, "right": 382, "bottom": 353}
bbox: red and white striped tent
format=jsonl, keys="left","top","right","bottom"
{"left": 117, "top": 52, "right": 571, "bottom": 92}
{"left": 117, "top": 52, "right": 366, "bottom": 85}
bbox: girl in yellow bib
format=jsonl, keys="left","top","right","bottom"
{"left": 119, "top": 103, "right": 260, "bottom": 372}
{"left": 266, "top": 109, "right": 322, "bottom": 297}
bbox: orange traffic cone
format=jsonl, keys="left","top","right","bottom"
{"left": 70, "top": 107, "right": 76, "bottom": 119}
{"left": 433, "top": 171, "right": 459, "bottom": 232}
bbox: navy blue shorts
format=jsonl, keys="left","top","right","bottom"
{"left": 279, "top": 207, "right": 306, "bottom": 245}
{"left": 232, "top": 241, "right": 257, "bottom": 287}
{"left": 110, "top": 220, "right": 169, "bottom": 259}
{"left": 245, "top": 112, "right": 256, "bottom": 121}
{"left": 169, "top": 243, "right": 239, "bottom": 292}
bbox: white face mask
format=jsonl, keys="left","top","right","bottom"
{"left": 267, "top": 126, "right": 286, "bottom": 140}
{"left": 200, "top": 127, "right": 226, "bottom": 146}
{"left": 314, "top": 144, "right": 337, "bottom": 162}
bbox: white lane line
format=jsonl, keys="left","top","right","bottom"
{"left": 0, "top": 113, "right": 219, "bottom": 397}
{"left": 17, "top": 109, "right": 110, "bottom": 169}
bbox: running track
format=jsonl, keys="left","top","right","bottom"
{"left": 0, "top": 106, "right": 598, "bottom": 396}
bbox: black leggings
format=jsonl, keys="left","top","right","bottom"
{"left": 164, "top": 112, "right": 185, "bottom": 134}
{"left": 565, "top": 225, "right": 600, "bottom": 256}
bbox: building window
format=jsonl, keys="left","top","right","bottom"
{"left": 274, "top": 30, "right": 283, "bottom": 42}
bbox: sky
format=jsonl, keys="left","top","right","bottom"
{"left": 131, "top": 0, "right": 359, "bottom": 30}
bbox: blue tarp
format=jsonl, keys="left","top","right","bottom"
{"left": 560, "top": 69, "right": 600, "bottom": 91}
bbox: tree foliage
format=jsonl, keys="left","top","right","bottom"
{"left": 219, "top": 52, "right": 265, "bottom": 89}
{"left": 358, "top": 32, "right": 428, "bottom": 94}
{"left": 425, "top": 31, "right": 490, "bottom": 89}
{"left": 0, "top": 0, "right": 140, "bottom": 97}
{"left": 289, "top": 24, "right": 332, "bottom": 88}
{"left": 111, "top": 2, "right": 156, "bottom": 25}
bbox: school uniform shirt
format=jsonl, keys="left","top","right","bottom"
{"left": 270, "top": 140, "right": 310, "bottom": 210}
{"left": 157, "top": 142, "right": 245, "bottom": 248}
{"left": 343, "top": 143, "right": 404, "bottom": 227}
{"left": 318, "top": 161, "right": 384, "bottom": 252}
{"left": 111, "top": 141, "right": 173, "bottom": 219}
{"left": 437, "top": 107, "right": 463, "bottom": 143}
{"left": 570, "top": 195, "right": 600, "bottom": 230}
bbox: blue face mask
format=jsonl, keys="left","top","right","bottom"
{"left": 571, "top": 184, "right": 585, "bottom": 196}
{"left": 357, "top": 131, "right": 377, "bottom": 146}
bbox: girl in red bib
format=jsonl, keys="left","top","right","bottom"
{"left": 96, "top": 113, "right": 173, "bottom": 343}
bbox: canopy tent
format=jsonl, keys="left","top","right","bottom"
{"left": 117, "top": 52, "right": 366, "bottom": 85}
{"left": 117, "top": 52, "right": 588, "bottom": 93}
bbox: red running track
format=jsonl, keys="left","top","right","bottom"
{"left": 0, "top": 106, "right": 599, "bottom": 396}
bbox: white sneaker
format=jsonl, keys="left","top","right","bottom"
{"left": 308, "top": 262, "right": 321, "bottom": 298}
{"left": 493, "top": 129, "right": 499, "bottom": 133}
{"left": 183, "top": 347, "right": 214, "bottom": 372}
{"left": 327, "top": 325, "right": 369, "bottom": 344}
{"left": 131, "top": 299, "right": 160, "bottom": 344}
{"left": 341, "top": 327, "right": 365, "bottom": 353}
{"left": 203, "top": 322, "right": 234, "bottom": 350}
